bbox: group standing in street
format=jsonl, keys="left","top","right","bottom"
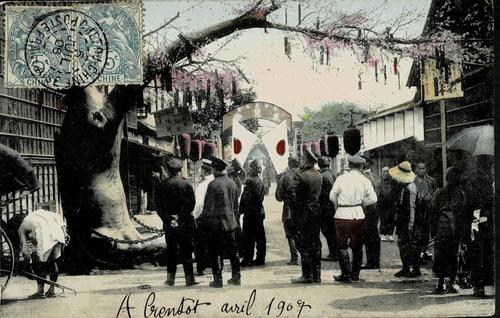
{"left": 151, "top": 149, "right": 493, "bottom": 297}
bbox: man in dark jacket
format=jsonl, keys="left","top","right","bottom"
{"left": 156, "top": 156, "right": 198, "bottom": 287}
{"left": 318, "top": 156, "right": 338, "bottom": 261}
{"left": 275, "top": 157, "right": 301, "bottom": 265}
{"left": 291, "top": 149, "right": 323, "bottom": 284}
{"left": 413, "top": 161, "right": 438, "bottom": 262}
{"left": 197, "top": 156, "right": 241, "bottom": 288}
{"left": 227, "top": 158, "right": 246, "bottom": 255}
{"left": 361, "top": 155, "right": 381, "bottom": 269}
{"left": 240, "top": 160, "right": 266, "bottom": 266}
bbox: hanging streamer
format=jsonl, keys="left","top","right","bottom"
{"left": 393, "top": 57, "right": 398, "bottom": 75}
{"left": 326, "top": 47, "right": 330, "bottom": 66}
{"left": 374, "top": 61, "right": 378, "bottom": 82}
{"left": 383, "top": 65, "right": 387, "bottom": 84}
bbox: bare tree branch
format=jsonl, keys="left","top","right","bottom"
{"left": 144, "top": 12, "right": 180, "bottom": 38}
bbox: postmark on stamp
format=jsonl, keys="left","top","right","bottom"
{"left": 25, "top": 9, "right": 108, "bottom": 90}
{"left": 4, "top": 2, "right": 143, "bottom": 89}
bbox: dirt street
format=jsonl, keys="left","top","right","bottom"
{"left": 1, "top": 184, "right": 495, "bottom": 318}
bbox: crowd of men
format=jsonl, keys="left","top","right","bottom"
{"left": 153, "top": 150, "right": 494, "bottom": 296}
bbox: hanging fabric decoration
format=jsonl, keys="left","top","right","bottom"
{"left": 206, "top": 79, "right": 211, "bottom": 105}
{"left": 374, "top": 61, "right": 378, "bottom": 82}
{"left": 319, "top": 45, "right": 324, "bottom": 65}
{"left": 232, "top": 77, "right": 237, "bottom": 96}
{"left": 174, "top": 89, "right": 179, "bottom": 107}
{"left": 161, "top": 64, "right": 172, "bottom": 92}
{"left": 298, "top": 2, "right": 301, "bottom": 25}
{"left": 393, "top": 57, "right": 398, "bottom": 75}
{"left": 383, "top": 65, "right": 387, "bottom": 85}
{"left": 284, "top": 37, "right": 291, "bottom": 58}
{"left": 310, "top": 141, "right": 321, "bottom": 158}
{"left": 261, "top": 120, "right": 289, "bottom": 174}
{"left": 326, "top": 47, "right": 330, "bottom": 66}
{"left": 154, "top": 77, "right": 158, "bottom": 112}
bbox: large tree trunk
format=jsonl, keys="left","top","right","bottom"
{"left": 55, "top": 86, "right": 163, "bottom": 273}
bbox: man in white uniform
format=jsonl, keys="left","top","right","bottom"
{"left": 329, "top": 154, "right": 377, "bottom": 282}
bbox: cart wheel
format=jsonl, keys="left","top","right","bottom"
{"left": 0, "top": 226, "right": 15, "bottom": 292}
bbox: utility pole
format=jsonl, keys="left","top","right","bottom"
{"left": 440, "top": 99, "right": 447, "bottom": 186}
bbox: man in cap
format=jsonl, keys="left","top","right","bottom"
{"left": 240, "top": 159, "right": 266, "bottom": 266}
{"left": 329, "top": 154, "right": 377, "bottom": 283}
{"left": 156, "top": 156, "right": 198, "bottom": 287}
{"left": 290, "top": 148, "right": 323, "bottom": 284}
{"left": 227, "top": 158, "right": 246, "bottom": 255}
{"left": 389, "top": 161, "right": 420, "bottom": 278}
{"left": 198, "top": 156, "right": 241, "bottom": 288}
{"left": 192, "top": 158, "right": 214, "bottom": 275}
{"left": 318, "top": 156, "right": 338, "bottom": 261}
{"left": 360, "top": 154, "right": 381, "bottom": 269}
{"left": 275, "top": 157, "right": 301, "bottom": 265}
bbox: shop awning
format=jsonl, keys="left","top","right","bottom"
{"left": 357, "top": 103, "right": 424, "bottom": 152}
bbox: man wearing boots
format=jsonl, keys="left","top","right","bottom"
{"left": 193, "top": 158, "right": 214, "bottom": 276}
{"left": 156, "top": 156, "right": 198, "bottom": 287}
{"left": 318, "top": 156, "right": 338, "bottom": 261}
{"left": 240, "top": 160, "right": 267, "bottom": 267}
{"left": 329, "top": 154, "right": 377, "bottom": 283}
{"left": 275, "top": 157, "right": 301, "bottom": 265}
{"left": 291, "top": 149, "right": 323, "bottom": 284}
{"left": 198, "top": 156, "right": 241, "bottom": 288}
{"left": 360, "top": 155, "right": 381, "bottom": 269}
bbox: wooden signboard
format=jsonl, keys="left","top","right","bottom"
{"left": 421, "top": 58, "right": 463, "bottom": 101}
{"left": 153, "top": 106, "right": 193, "bottom": 138}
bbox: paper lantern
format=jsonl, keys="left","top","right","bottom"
{"left": 178, "top": 133, "right": 191, "bottom": 159}
{"left": 325, "top": 135, "right": 339, "bottom": 158}
{"left": 310, "top": 141, "right": 320, "bottom": 157}
{"left": 190, "top": 139, "right": 204, "bottom": 161}
{"left": 203, "top": 142, "right": 217, "bottom": 158}
{"left": 343, "top": 128, "right": 361, "bottom": 155}
{"left": 319, "top": 139, "right": 327, "bottom": 156}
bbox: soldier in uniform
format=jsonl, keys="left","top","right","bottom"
{"left": 227, "top": 158, "right": 246, "bottom": 256}
{"left": 360, "top": 155, "right": 381, "bottom": 269}
{"left": 156, "top": 156, "right": 198, "bottom": 287}
{"left": 275, "top": 157, "right": 301, "bottom": 265}
{"left": 198, "top": 156, "right": 241, "bottom": 288}
{"left": 318, "top": 156, "right": 338, "bottom": 261}
{"left": 291, "top": 149, "right": 323, "bottom": 284}
{"left": 240, "top": 160, "right": 266, "bottom": 266}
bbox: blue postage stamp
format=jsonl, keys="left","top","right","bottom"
{"left": 4, "top": 2, "right": 143, "bottom": 89}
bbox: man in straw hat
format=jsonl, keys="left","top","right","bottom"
{"left": 329, "top": 154, "right": 377, "bottom": 283}
{"left": 290, "top": 148, "right": 323, "bottom": 284}
{"left": 156, "top": 156, "right": 198, "bottom": 287}
{"left": 198, "top": 156, "right": 241, "bottom": 288}
{"left": 389, "top": 160, "right": 421, "bottom": 278}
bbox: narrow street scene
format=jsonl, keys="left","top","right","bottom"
{"left": 0, "top": 0, "right": 495, "bottom": 317}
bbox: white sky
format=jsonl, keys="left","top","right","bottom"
{"left": 143, "top": 0, "right": 431, "bottom": 120}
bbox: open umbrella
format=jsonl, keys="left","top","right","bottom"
{"left": 0, "top": 143, "right": 40, "bottom": 196}
{"left": 445, "top": 124, "right": 493, "bottom": 156}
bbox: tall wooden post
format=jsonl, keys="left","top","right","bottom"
{"left": 440, "top": 99, "right": 447, "bottom": 186}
